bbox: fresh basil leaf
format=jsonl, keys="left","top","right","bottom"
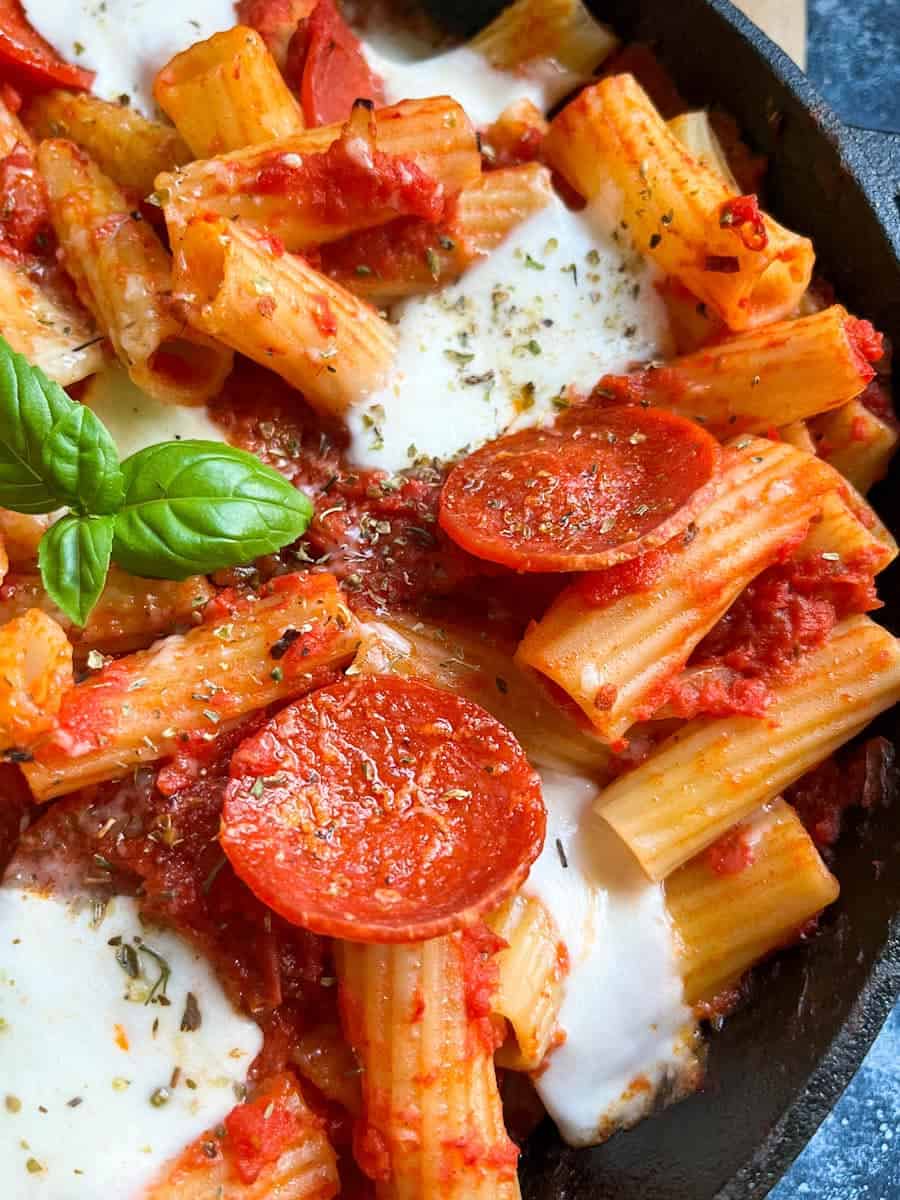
{"left": 39, "top": 401, "right": 124, "bottom": 514}
{"left": 0, "top": 336, "right": 82, "bottom": 513}
{"left": 38, "top": 513, "right": 115, "bottom": 626}
{"left": 113, "top": 441, "right": 313, "bottom": 579}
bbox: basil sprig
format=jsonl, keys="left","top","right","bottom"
{"left": 0, "top": 338, "right": 313, "bottom": 625}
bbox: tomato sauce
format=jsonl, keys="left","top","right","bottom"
{"left": 224, "top": 1080, "right": 302, "bottom": 1184}
{"left": 10, "top": 725, "right": 338, "bottom": 1030}
{"left": 319, "top": 210, "right": 471, "bottom": 288}
{"left": 718, "top": 195, "right": 767, "bottom": 252}
{"left": 209, "top": 362, "right": 482, "bottom": 611}
{"left": 705, "top": 826, "right": 755, "bottom": 875}
{"left": 0, "top": 141, "right": 51, "bottom": 261}
{"left": 691, "top": 549, "right": 881, "bottom": 681}
{"left": 575, "top": 545, "right": 671, "bottom": 608}
{"left": 664, "top": 671, "right": 771, "bottom": 721}
{"left": 461, "top": 922, "right": 506, "bottom": 1053}
{"left": 786, "top": 736, "right": 897, "bottom": 851}
{"left": 253, "top": 126, "right": 446, "bottom": 226}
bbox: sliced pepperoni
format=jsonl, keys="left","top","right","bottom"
{"left": 298, "top": 0, "right": 384, "bottom": 126}
{"left": 0, "top": 0, "right": 94, "bottom": 92}
{"left": 221, "top": 674, "right": 545, "bottom": 942}
{"left": 439, "top": 404, "right": 721, "bottom": 572}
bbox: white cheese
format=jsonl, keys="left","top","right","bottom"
{"left": 0, "top": 888, "right": 261, "bottom": 1199}
{"left": 83, "top": 364, "right": 228, "bottom": 460}
{"left": 23, "top": 0, "right": 238, "bottom": 117}
{"left": 347, "top": 195, "right": 671, "bottom": 471}
{"left": 364, "top": 41, "right": 584, "bottom": 128}
{"left": 526, "top": 768, "right": 698, "bottom": 1146}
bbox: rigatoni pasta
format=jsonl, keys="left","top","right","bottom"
{"left": 810, "top": 398, "right": 899, "bottom": 493}
{"left": 598, "top": 305, "right": 875, "bottom": 433}
{"left": 336, "top": 932, "right": 520, "bottom": 1200}
{"left": 156, "top": 96, "right": 482, "bottom": 250}
{"left": 0, "top": 257, "right": 105, "bottom": 385}
{"left": 667, "top": 110, "right": 739, "bottom": 189}
{"left": 154, "top": 26, "right": 304, "bottom": 156}
{"left": 24, "top": 573, "right": 359, "bottom": 800}
{"left": 488, "top": 893, "right": 566, "bottom": 1070}
{"left": 545, "top": 73, "right": 814, "bottom": 329}
{"left": 471, "top": 0, "right": 618, "bottom": 76}
{"left": 666, "top": 799, "right": 839, "bottom": 1007}
{"left": 146, "top": 1072, "right": 340, "bottom": 1200}
{"left": 516, "top": 437, "right": 832, "bottom": 742}
{"left": 320, "top": 163, "right": 555, "bottom": 305}
{"left": 599, "top": 615, "right": 900, "bottom": 880}
{"left": 0, "top": 609, "right": 73, "bottom": 751}
{"left": 37, "top": 138, "right": 232, "bottom": 404}
{"left": 173, "top": 215, "right": 397, "bottom": 419}
{"left": 24, "top": 89, "right": 191, "bottom": 195}
{"left": 0, "top": 567, "right": 215, "bottom": 657}
{"left": 800, "top": 486, "right": 898, "bottom": 573}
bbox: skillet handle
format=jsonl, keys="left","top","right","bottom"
{"left": 838, "top": 125, "right": 900, "bottom": 258}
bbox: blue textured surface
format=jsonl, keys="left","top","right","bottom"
{"left": 771, "top": 1007, "right": 900, "bottom": 1198}
{"left": 769, "top": 6, "right": 900, "bottom": 1196}
{"left": 808, "top": 0, "right": 900, "bottom": 131}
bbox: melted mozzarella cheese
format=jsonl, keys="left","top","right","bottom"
{"left": 348, "top": 196, "right": 671, "bottom": 471}
{"left": 24, "top": 0, "right": 238, "bottom": 116}
{"left": 364, "top": 40, "right": 583, "bottom": 128}
{"left": 83, "top": 364, "right": 228, "bottom": 459}
{"left": 0, "top": 889, "right": 261, "bottom": 1198}
{"left": 527, "top": 769, "right": 697, "bottom": 1147}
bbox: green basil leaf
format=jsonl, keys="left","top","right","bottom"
{"left": 0, "top": 336, "right": 84, "bottom": 513}
{"left": 39, "top": 401, "right": 124, "bottom": 514}
{"left": 112, "top": 441, "right": 313, "bottom": 579}
{"left": 38, "top": 514, "right": 115, "bottom": 626}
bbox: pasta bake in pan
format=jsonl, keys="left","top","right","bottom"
{"left": 0, "top": 0, "right": 897, "bottom": 1195}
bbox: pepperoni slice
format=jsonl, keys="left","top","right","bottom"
{"left": 298, "top": 0, "right": 384, "bottom": 127}
{"left": 439, "top": 404, "right": 721, "bottom": 572}
{"left": 0, "top": 0, "right": 94, "bottom": 92}
{"left": 220, "top": 674, "right": 545, "bottom": 942}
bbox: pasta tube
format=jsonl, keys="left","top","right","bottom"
{"left": 667, "top": 110, "right": 739, "bottom": 190}
{"left": 810, "top": 399, "right": 899, "bottom": 494}
{"left": 146, "top": 1072, "right": 339, "bottom": 1200}
{"left": 488, "top": 893, "right": 566, "bottom": 1070}
{"left": 471, "top": 0, "right": 618, "bottom": 76}
{"left": 154, "top": 26, "right": 305, "bottom": 157}
{"left": 337, "top": 932, "right": 520, "bottom": 1199}
{"left": 0, "top": 567, "right": 216, "bottom": 658}
{"left": 598, "top": 615, "right": 900, "bottom": 880}
{"left": 597, "top": 306, "right": 873, "bottom": 433}
{"left": 0, "top": 256, "right": 104, "bottom": 385}
{"left": 517, "top": 437, "right": 832, "bottom": 743}
{"left": 0, "top": 609, "right": 72, "bottom": 751}
{"left": 157, "top": 97, "right": 481, "bottom": 250}
{"left": 320, "top": 163, "right": 555, "bottom": 304}
{"left": 24, "top": 574, "right": 359, "bottom": 801}
{"left": 174, "top": 216, "right": 397, "bottom": 420}
{"left": 545, "top": 73, "right": 814, "bottom": 329}
{"left": 666, "top": 799, "right": 839, "bottom": 1006}
{"left": 800, "top": 486, "right": 897, "bottom": 574}
{"left": 25, "top": 89, "right": 190, "bottom": 195}
{"left": 779, "top": 419, "right": 816, "bottom": 454}
{"left": 37, "top": 138, "right": 232, "bottom": 405}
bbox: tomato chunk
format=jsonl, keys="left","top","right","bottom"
{"left": 439, "top": 405, "right": 721, "bottom": 572}
{"left": 221, "top": 675, "right": 545, "bottom": 942}
{"left": 298, "top": 0, "right": 384, "bottom": 126}
{"left": 0, "top": 0, "right": 93, "bottom": 92}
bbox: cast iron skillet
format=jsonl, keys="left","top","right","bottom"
{"left": 424, "top": 1, "right": 900, "bottom": 1195}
